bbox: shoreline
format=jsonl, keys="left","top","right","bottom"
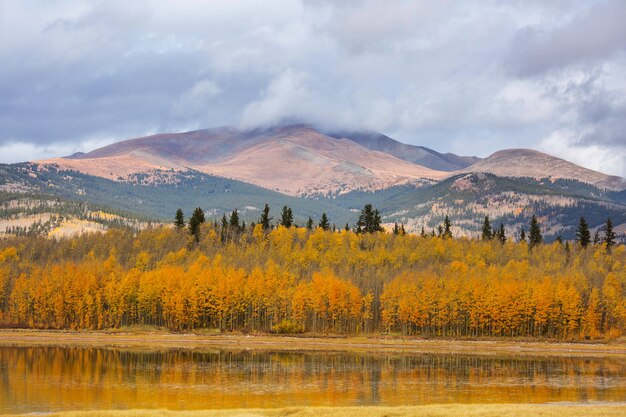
{"left": 4, "top": 404, "right": 626, "bottom": 417}
{"left": 1, "top": 329, "right": 625, "bottom": 357}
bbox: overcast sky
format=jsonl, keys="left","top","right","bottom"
{"left": 1, "top": 0, "right": 625, "bottom": 176}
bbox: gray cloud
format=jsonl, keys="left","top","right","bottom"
{"left": 0, "top": 0, "right": 624, "bottom": 177}
{"left": 507, "top": 0, "right": 626, "bottom": 77}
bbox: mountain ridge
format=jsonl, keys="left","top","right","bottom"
{"left": 33, "top": 125, "right": 626, "bottom": 196}
{"left": 464, "top": 148, "right": 626, "bottom": 191}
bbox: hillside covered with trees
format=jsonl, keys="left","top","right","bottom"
{"left": 0, "top": 205, "right": 624, "bottom": 340}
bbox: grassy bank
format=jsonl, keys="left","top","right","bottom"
{"left": 6, "top": 404, "right": 626, "bottom": 417}
{"left": 0, "top": 329, "right": 625, "bottom": 357}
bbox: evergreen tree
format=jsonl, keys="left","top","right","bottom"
{"left": 279, "top": 205, "right": 293, "bottom": 228}
{"left": 400, "top": 223, "right": 406, "bottom": 236}
{"left": 555, "top": 235, "right": 563, "bottom": 244}
{"left": 575, "top": 217, "right": 591, "bottom": 249}
{"left": 393, "top": 222, "right": 400, "bottom": 235}
{"left": 437, "top": 225, "right": 443, "bottom": 237}
{"left": 604, "top": 217, "right": 616, "bottom": 252}
{"left": 188, "top": 207, "right": 205, "bottom": 242}
{"left": 344, "top": 223, "right": 350, "bottom": 232}
{"left": 220, "top": 214, "right": 228, "bottom": 243}
{"left": 241, "top": 221, "right": 246, "bottom": 233}
{"left": 420, "top": 226, "right": 426, "bottom": 238}
{"left": 229, "top": 209, "right": 240, "bottom": 230}
{"left": 528, "top": 215, "right": 542, "bottom": 249}
{"left": 356, "top": 204, "right": 383, "bottom": 233}
{"left": 306, "top": 217, "right": 314, "bottom": 230}
{"left": 481, "top": 216, "right": 492, "bottom": 240}
{"left": 520, "top": 228, "right": 526, "bottom": 243}
{"left": 174, "top": 209, "right": 185, "bottom": 230}
{"left": 442, "top": 215, "right": 452, "bottom": 239}
{"left": 318, "top": 213, "right": 330, "bottom": 231}
{"left": 259, "top": 203, "right": 272, "bottom": 231}
{"left": 494, "top": 223, "right": 506, "bottom": 244}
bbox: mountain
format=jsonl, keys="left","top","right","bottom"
{"left": 337, "top": 173, "right": 626, "bottom": 241}
{"left": 40, "top": 125, "right": 450, "bottom": 196}
{"left": 462, "top": 149, "right": 626, "bottom": 191}
{"left": 325, "top": 130, "right": 480, "bottom": 171}
{"left": 1, "top": 124, "right": 624, "bottom": 242}
{"left": 0, "top": 163, "right": 354, "bottom": 225}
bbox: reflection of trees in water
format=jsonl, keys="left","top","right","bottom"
{"left": 1, "top": 347, "right": 625, "bottom": 412}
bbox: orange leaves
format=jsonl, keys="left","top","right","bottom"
{"left": 0, "top": 224, "right": 623, "bottom": 339}
{"left": 381, "top": 261, "right": 621, "bottom": 339}
{"left": 292, "top": 270, "right": 371, "bottom": 333}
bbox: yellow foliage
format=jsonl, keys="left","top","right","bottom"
{"left": 0, "top": 225, "right": 623, "bottom": 339}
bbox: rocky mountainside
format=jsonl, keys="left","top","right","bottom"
{"left": 1, "top": 124, "right": 624, "bottom": 241}
{"left": 38, "top": 125, "right": 626, "bottom": 195}
{"left": 324, "top": 130, "right": 480, "bottom": 171}
{"left": 40, "top": 125, "right": 452, "bottom": 196}
{"left": 462, "top": 149, "right": 626, "bottom": 191}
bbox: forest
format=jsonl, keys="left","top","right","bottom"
{"left": 0, "top": 204, "right": 624, "bottom": 340}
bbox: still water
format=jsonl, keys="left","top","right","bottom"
{"left": 1, "top": 346, "right": 625, "bottom": 413}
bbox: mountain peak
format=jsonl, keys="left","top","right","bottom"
{"left": 36, "top": 125, "right": 450, "bottom": 196}
{"left": 463, "top": 148, "right": 625, "bottom": 190}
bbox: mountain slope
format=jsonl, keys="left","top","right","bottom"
{"left": 197, "top": 127, "right": 448, "bottom": 195}
{"left": 325, "top": 130, "right": 480, "bottom": 171}
{"left": 0, "top": 163, "right": 355, "bottom": 224}
{"left": 462, "top": 149, "right": 626, "bottom": 191}
{"left": 333, "top": 173, "right": 626, "bottom": 241}
{"left": 39, "top": 125, "right": 450, "bottom": 196}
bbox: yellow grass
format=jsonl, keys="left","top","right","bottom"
{"left": 1, "top": 329, "right": 625, "bottom": 357}
{"left": 6, "top": 404, "right": 626, "bottom": 417}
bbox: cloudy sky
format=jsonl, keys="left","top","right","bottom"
{"left": 1, "top": 0, "right": 625, "bottom": 176}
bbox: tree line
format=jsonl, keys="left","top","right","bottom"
{"left": 178, "top": 204, "right": 619, "bottom": 252}
{"left": 0, "top": 203, "right": 623, "bottom": 338}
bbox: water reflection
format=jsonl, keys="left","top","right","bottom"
{"left": 0, "top": 347, "right": 625, "bottom": 413}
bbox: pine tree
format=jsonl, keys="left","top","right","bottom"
{"left": 604, "top": 217, "right": 616, "bottom": 252}
{"left": 393, "top": 222, "right": 400, "bottom": 235}
{"left": 528, "top": 215, "right": 542, "bottom": 249}
{"left": 593, "top": 230, "right": 600, "bottom": 245}
{"left": 344, "top": 223, "right": 350, "bottom": 232}
{"left": 356, "top": 204, "right": 383, "bottom": 233}
{"left": 420, "top": 226, "right": 426, "bottom": 238}
{"left": 318, "top": 213, "right": 330, "bottom": 231}
{"left": 229, "top": 209, "right": 240, "bottom": 231}
{"left": 174, "top": 209, "right": 185, "bottom": 230}
{"left": 481, "top": 216, "right": 492, "bottom": 240}
{"left": 520, "top": 228, "right": 526, "bottom": 243}
{"left": 280, "top": 206, "right": 293, "bottom": 228}
{"left": 400, "top": 223, "right": 406, "bottom": 236}
{"left": 188, "top": 207, "right": 205, "bottom": 242}
{"left": 575, "top": 217, "right": 591, "bottom": 249}
{"left": 220, "top": 214, "right": 228, "bottom": 243}
{"left": 259, "top": 203, "right": 272, "bottom": 231}
{"left": 442, "top": 215, "right": 452, "bottom": 239}
{"left": 495, "top": 223, "right": 506, "bottom": 244}
{"left": 555, "top": 235, "right": 563, "bottom": 244}
{"left": 306, "top": 217, "right": 313, "bottom": 230}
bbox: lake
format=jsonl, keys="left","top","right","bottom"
{"left": 1, "top": 346, "right": 625, "bottom": 413}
